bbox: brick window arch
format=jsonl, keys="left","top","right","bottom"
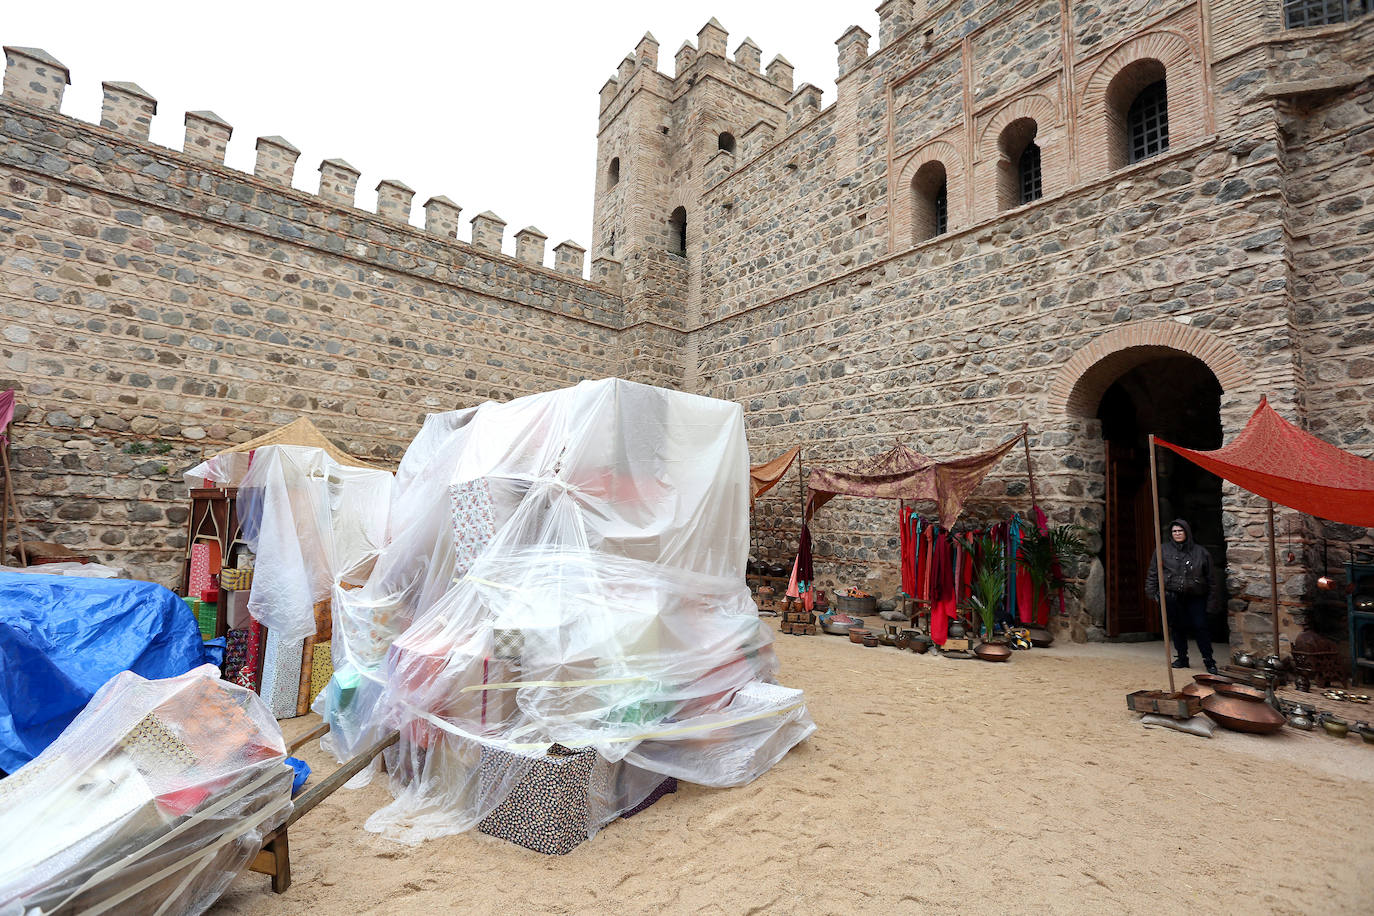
{"left": 911, "top": 161, "right": 948, "bottom": 242}
{"left": 1106, "top": 60, "right": 1169, "bottom": 168}
{"left": 608, "top": 157, "right": 620, "bottom": 188}
{"left": 997, "top": 117, "right": 1042, "bottom": 210}
{"left": 1081, "top": 30, "right": 1204, "bottom": 178}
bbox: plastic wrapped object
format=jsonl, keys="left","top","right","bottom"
{"left": 234, "top": 445, "right": 394, "bottom": 644}
{"left": 0, "top": 665, "right": 293, "bottom": 915}
{"left": 333, "top": 378, "right": 814, "bottom": 843}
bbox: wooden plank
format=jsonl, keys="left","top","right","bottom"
{"left": 286, "top": 721, "right": 331, "bottom": 756}
{"left": 280, "top": 731, "right": 399, "bottom": 832}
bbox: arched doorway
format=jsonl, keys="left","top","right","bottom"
{"left": 1096, "top": 354, "right": 1227, "bottom": 643}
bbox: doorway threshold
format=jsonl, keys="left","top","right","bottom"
{"left": 1106, "top": 632, "right": 1159, "bottom": 643}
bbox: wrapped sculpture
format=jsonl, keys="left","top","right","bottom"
{"left": 326, "top": 378, "right": 815, "bottom": 848}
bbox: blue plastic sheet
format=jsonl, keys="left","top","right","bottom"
{"left": 0, "top": 571, "right": 215, "bottom": 773}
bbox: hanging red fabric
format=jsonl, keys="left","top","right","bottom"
{"left": 1156, "top": 396, "right": 1374, "bottom": 527}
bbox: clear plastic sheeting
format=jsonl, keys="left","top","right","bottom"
{"left": 234, "top": 445, "right": 394, "bottom": 643}
{"left": 329, "top": 378, "right": 814, "bottom": 843}
{"left": 0, "top": 665, "right": 293, "bottom": 916}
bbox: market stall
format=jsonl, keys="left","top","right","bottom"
{"left": 801, "top": 427, "right": 1084, "bottom": 652}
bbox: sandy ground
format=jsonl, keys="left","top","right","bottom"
{"left": 210, "top": 627, "right": 1374, "bottom": 915}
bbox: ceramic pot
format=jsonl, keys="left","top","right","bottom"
{"left": 973, "top": 642, "right": 1012, "bottom": 662}
{"left": 847, "top": 627, "right": 871, "bottom": 645}
{"left": 947, "top": 619, "right": 967, "bottom": 640}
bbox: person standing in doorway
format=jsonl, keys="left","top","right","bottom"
{"left": 1145, "top": 518, "right": 1218, "bottom": 675}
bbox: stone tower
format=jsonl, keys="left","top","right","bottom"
{"left": 592, "top": 21, "right": 794, "bottom": 386}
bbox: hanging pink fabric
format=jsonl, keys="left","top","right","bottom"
{"left": 0, "top": 389, "right": 14, "bottom": 446}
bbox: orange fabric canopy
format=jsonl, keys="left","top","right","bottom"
{"left": 749, "top": 445, "right": 801, "bottom": 506}
{"left": 1156, "top": 397, "right": 1374, "bottom": 526}
{"left": 806, "top": 431, "right": 1025, "bottom": 527}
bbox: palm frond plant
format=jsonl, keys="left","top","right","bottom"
{"left": 969, "top": 535, "right": 1007, "bottom": 641}
{"left": 1017, "top": 523, "right": 1092, "bottom": 619}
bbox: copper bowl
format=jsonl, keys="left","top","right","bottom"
{"left": 1181, "top": 682, "right": 1215, "bottom": 700}
{"left": 973, "top": 642, "right": 1012, "bottom": 662}
{"left": 1201, "top": 692, "right": 1285, "bottom": 734}
{"left": 862, "top": 635, "right": 879, "bottom": 647}
{"left": 1025, "top": 626, "right": 1054, "bottom": 648}
{"left": 1193, "top": 673, "right": 1238, "bottom": 687}
{"left": 848, "top": 627, "right": 871, "bottom": 644}
{"left": 1214, "top": 683, "right": 1267, "bottom": 702}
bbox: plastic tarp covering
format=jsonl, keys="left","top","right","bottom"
{"left": 0, "top": 571, "right": 216, "bottom": 774}
{"left": 232, "top": 445, "right": 394, "bottom": 643}
{"left": 327, "top": 378, "right": 815, "bottom": 843}
{"left": 0, "top": 665, "right": 293, "bottom": 916}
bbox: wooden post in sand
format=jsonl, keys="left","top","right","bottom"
{"left": 1148, "top": 435, "right": 1176, "bottom": 693}
{"left": 1021, "top": 423, "right": 1039, "bottom": 514}
{"left": 1267, "top": 500, "right": 1281, "bottom": 658}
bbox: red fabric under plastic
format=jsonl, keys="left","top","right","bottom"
{"left": 1156, "top": 397, "right": 1374, "bottom": 527}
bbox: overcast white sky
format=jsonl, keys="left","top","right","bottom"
{"left": 5, "top": 1, "right": 865, "bottom": 268}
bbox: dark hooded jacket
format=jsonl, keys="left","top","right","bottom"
{"left": 1145, "top": 518, "right": 1213, "bottom": 601}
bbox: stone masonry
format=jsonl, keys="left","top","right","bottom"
{"left": 2, "top": 1, "right": 1372, "bottom": 653}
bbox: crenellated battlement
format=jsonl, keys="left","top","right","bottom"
{"left": 0, "top": 45, "right": 592, "bottom": 279}
{"left": 598, "top": 19, "right": 806, "bottom": 115}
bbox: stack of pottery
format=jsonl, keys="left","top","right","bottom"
{"left": 1201, "top": 683, "right": 1285, "bottom": 734}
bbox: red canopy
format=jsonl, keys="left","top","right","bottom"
{"left": 1156, "top": 397, "right": 1374, "bottom": 526}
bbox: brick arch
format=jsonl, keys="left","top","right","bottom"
{"left": 1050, "top": 321, "right": 1249, "bottom": 417}
{"left": 978, "top": 93, "right": 1058, "bottom": 155}
{"left": 895, "top": 138, "right": 966, "bottom": 244}
{"left": 1079, "top": 29, "right": 1206, "bottom": 178}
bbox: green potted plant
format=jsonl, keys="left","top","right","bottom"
{"left": 1016, "top": 523, "right": 1092, "bottom": 647}
{"left": 969, "top": 536, "right": 1012, "bottom": 661}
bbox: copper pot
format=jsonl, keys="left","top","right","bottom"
{"left": 848, "top": 627, "right": 870, "bottom": 644}
{"left": 1194, "top": 673, "right": 1238, "bottom": 687}
{"left": 1214, "top": 683, "right": 1267, "bottom": 702}
{"left": 1181, "top": 682, "right": 1215, "bottom": 700}
{"left": 1201, "top": 692, "right": 1285, "bottom": 734}
{"left": 973, "top": 642, "right": 1012, "bottom": 662}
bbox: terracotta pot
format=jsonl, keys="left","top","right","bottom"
{"left": 847, "top": 627, "right": 870, "bottom": 644}
{"left": 973, "top": 642, "right": 1012, "bottom": 662}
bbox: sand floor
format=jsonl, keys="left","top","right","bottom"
{"left": 210, "top": 627, "right": 1374, "bottom": 915}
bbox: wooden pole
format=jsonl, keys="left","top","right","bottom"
{"left": 0, "top": 442, "right": 26, "bottom": 565}
{"left": 1267, "top": 500, "right": 1281, "bottom": 658}
{"left": 1147, "top": 434, "right": 1175, "bottom": 693}
{"left": 1020, "top": 423, "right": 1040, "bottom": 513}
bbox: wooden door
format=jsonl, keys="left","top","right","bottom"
{"left": 1105, "top": 442, "right": 1162, "bottom": 636}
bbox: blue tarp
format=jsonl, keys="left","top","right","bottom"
{"left": 0, "top": 571, "right": 216, "bottom": 773}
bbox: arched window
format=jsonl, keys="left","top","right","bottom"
{"left": 911, "top": 161, "right": 948, "bottom": 243}
{"left": 1106, "top": 60, "right": 1169, "bottom": 169}
{"left": 1284, "top": 0, "right": 1361, "bottom": 28}
{"left": 1127, "top": 80, "right": 1169, "bottom": 164}
{"left": 607, "top": 157, "right": 620, "bottom": 188}
{"left": 717, "top": 132, "right": 736, "bottom": 154}
{"left": 997, "top": 117, "right": 1042, "bottom": 210}
{"left": 669, "top": 206, "right": 687, "bottom": 256}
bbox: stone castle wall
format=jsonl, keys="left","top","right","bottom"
{"left": 1, "top": 2, "right": 1370, "bottom": 652}
{"left": 0, "top": 55, "right": 624, "bottom": 583}
{"left": 681, "top": 0, "right": 1373, "bottom": 649}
